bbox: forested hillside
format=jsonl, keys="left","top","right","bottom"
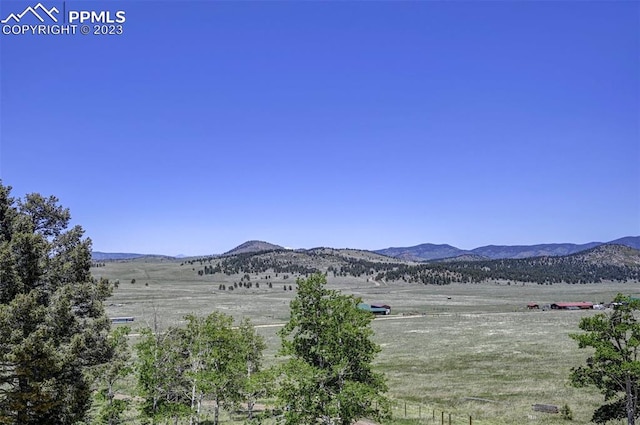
{"left": 182, "top": 244, "right": 640, "bottom": 285}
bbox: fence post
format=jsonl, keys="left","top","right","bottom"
{"left": 441, "top": 411, "right": 444, "bottom": 425}
{"left": 469, "top": 415, "right": 472, "bottom": 425}
{"left": 419, "top": 405, "right": 421, "bottom": 419}
{"left": 448, "top": 413, "right": 451, "bottom": 425}
{"left": 404, "top": 402, "right": 407, "bottom": 418}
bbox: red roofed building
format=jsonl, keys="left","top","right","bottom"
{"left": 550, "top": 302, "right": 593, "bottom": 310}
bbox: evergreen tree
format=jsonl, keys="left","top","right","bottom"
{"left": 0, "top": 183, "right": 113, "bottom": 424}
{"left": 571, "top": 294, "right": 640, "bottom": 424}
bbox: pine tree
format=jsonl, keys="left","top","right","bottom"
{"left": 0, "top": 183, "right": 114, "bottom": 424}
{"left": 571, "top": 294, "right": 640, "bottom": 424}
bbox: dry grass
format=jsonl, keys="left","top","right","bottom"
{"left": 93, "top": 260, "right": 640, "bottom": 424}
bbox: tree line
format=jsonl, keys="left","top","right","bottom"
{"left": 189, "top": 253, "right": 320, "bottom": 277}
{"left": 183, "top": 249, "right": 640, "bottom": 285}
{"left": 373, "top": 256, "right": 640, "bottom": 284}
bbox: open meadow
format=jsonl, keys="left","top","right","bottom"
{"left": 92, "top": 259, "right": 640, "bottom": 424}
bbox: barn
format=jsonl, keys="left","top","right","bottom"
{"left": 550, "top": 302, "right": 593, "bottom": 310}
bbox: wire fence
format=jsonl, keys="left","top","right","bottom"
{"left": 388, "top": 400, "right": 477, "bottom": 425}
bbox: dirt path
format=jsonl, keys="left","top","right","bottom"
{"left": 252, "top": 313, "right": 426, "bottom": 329}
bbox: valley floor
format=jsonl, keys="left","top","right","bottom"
{"left": 94, "top": 261, "right": 640, "bottom": 424}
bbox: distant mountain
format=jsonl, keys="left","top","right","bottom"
{"left": 93, "top": 236, "right": 640, "bottom": 263}
{"left": 305, "top": 247, "right": 402, "bottom": 263}
{"left": 430, "top": 254, "right": 491, "bottom": 263}
{"left": 199, "top": 243, "right": 640, "bottom": 285}
{"left": 393, "top": 244, "right": 640, "bottom": 284}
{"left": 223, "top": 240, "right": 285, "bottom": 256}
{"left": 205, "top": 245, "right": 413, "bottom": 280}
{"left": 92, "top": 252, "right": 147, "bottom": 261}
{"left": 570, "top": 244, "right": 640, "bottom": 268}
{"left": 375, "top": 236, "right": 640, "bottom": 261}
{"left": 470, "top": 242, "right": 602, "bottom": 259}
{"left": 375, "top": 243, "right": 466, "bottom": 262}
{"left": 609, "top": 236, "right": 640, "bottom": 250}
{"left": 92, "top": 252, "right": 177, "bottom": 261}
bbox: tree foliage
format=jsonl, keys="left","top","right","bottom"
{"left": 0, "top": 183, "right": 113, "bottom": 424}
{"left": 278, "top": 273, "right": 390, "bottom": 425}
{"left": 570, "top": 294, "right": 640, "bottom": 424}
{"left": 135, "top": 312, "right": 266, "bottom": 425}
{"left": 93, "top": 326, "right": 132, "bottom": 425}
{"left": 182, "top": 312, "right": 246, "bottom": 425}
{"left": 136, "top": 325, "right": 190, "bottom": 424}
{"left": 237, "top": 318, "right": 270, "bottom": 420}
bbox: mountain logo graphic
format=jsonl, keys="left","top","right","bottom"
{"left": 1, "top": 3, "right": 59, "bottom": 24}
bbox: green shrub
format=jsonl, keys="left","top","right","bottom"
{"left": 560, "top": 403, "right": 573, "bottom": 420}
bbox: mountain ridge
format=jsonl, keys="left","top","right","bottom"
{"left": 92, "top": 236, "right": 640, "bottom": 261}
{"left": 375, "top": 236, "right": 640, "bottom": 261}
{"left": 184, "top": 243, "right": 640, "bottom": 285}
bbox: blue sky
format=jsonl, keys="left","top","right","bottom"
{"left": 1, "top": 1, "right": 638, "bottom": 255}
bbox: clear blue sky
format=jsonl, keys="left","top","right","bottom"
{"left": 1, "top": 1, "right": 638, "bottom": 255}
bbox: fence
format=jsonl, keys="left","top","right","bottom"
{"left": 388, "top": 400, "right": 477, "bottom": 425}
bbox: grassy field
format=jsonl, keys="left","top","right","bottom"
{"left": 92, "top": 259, "right": 640, "bottom": 424}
